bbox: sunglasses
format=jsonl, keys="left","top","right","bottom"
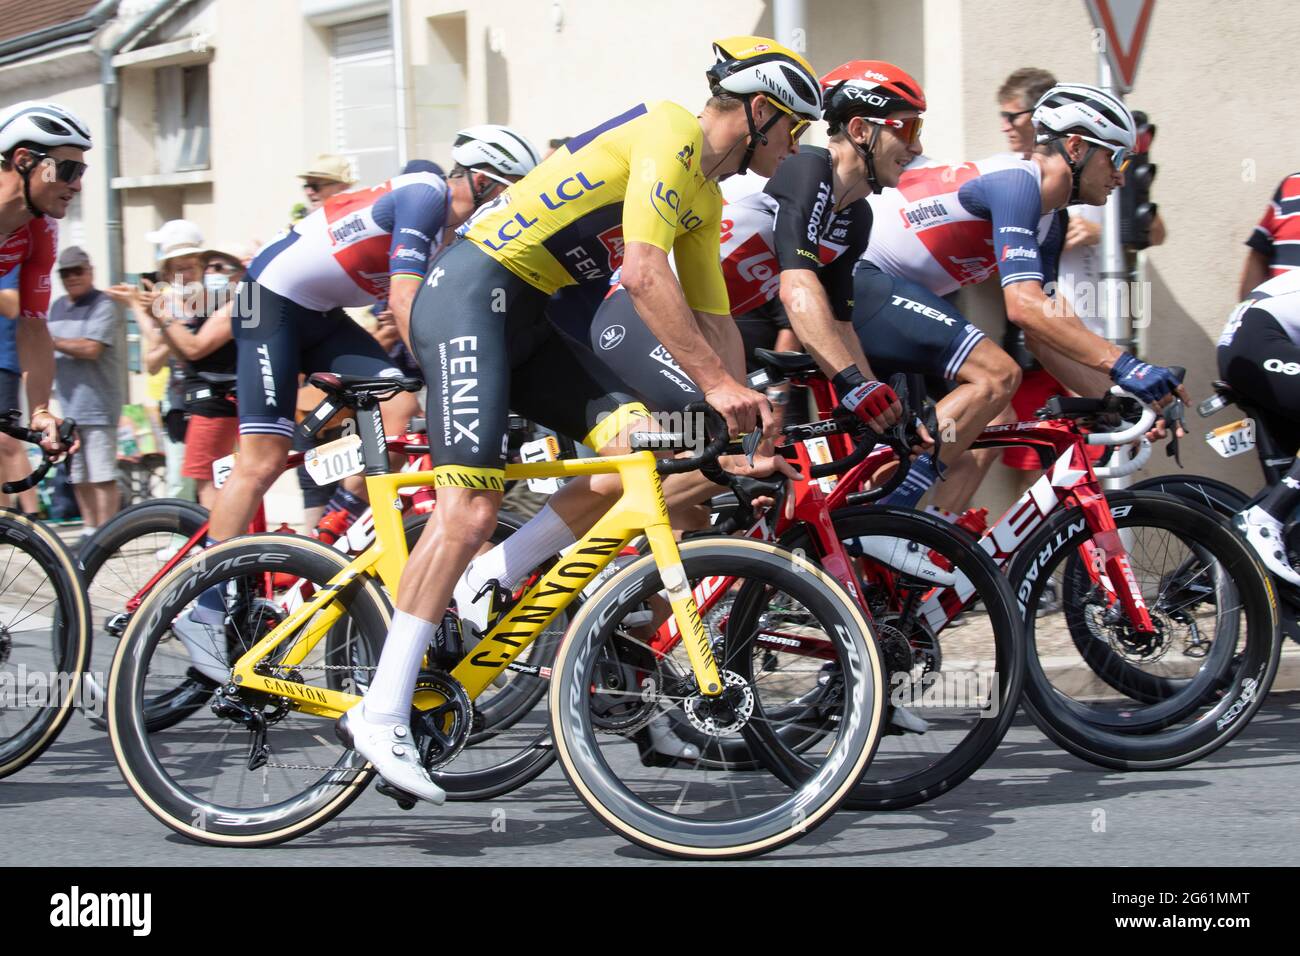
{"left": 28, "top": 151, "right": 86, "bottom": 185}
{"left": 999, "top": 108, "right": 1034, "bottom": 124}
{"left": 58, "top": 266, "right": 86, "bottom": 278}
{"left": 302, "top": 180, "right": 334, "bottom": 192}
{"left": 860, "top": 114, "right": 925, "bottom": 147}
{"left": 764, "top": 97, "right": 812, "bottom": 145}
{"left": 206, "top": 260, "right": 241, "bottom": 274}
{"left": 1076, "top": 134, "right": 1133, "bottom": 172}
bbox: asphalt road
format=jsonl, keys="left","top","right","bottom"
{"left": 5, "top": 690, "right": 1298, "bottom": 866}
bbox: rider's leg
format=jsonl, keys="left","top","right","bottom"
{"left": 927, "top": 403, "right": 1016, "bottom": 517}
{"left": 209, "top": 434, "right": 294, "bottom": 537}
{"left": 1221, "top": 308, "right": 1300, "bottom": 585}
{"left": 881, "top": 339, "right": 1020, "bottom": 507}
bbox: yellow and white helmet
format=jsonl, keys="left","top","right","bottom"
{"left": 706, "top": 36, "right": 822, "bottom": 123}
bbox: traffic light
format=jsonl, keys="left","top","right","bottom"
{"left": 1119, "top": 110, "right": 1157, "bottom": 249}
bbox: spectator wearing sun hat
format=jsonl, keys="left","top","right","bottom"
{"left": 299, "top": 154, "right": 356, "bottom": 211}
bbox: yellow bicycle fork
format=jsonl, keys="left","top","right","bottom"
{"left": 227, "top": 450, "right": 724, "bottom": 716}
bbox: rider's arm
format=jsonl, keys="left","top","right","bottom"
{"left": 695, "top": 309, "right": 746, "bottom": 379}
{"left": 778, "top": 270, "right": 873, "bottom": 378}
{"left": 1239, "top": 249, "right": 1270, "bottom": 301}
{"left": 380, "top": 175, "right": 447, "bottom": 345}
{"left": 961, "top": 169, "right": 1123, "bottom": 388}
{"left": 621, "top": 242, "right": 730, "bottom": 393}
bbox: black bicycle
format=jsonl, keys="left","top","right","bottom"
{"left": 0, "top": 411, "right": 90, "bottom": 779}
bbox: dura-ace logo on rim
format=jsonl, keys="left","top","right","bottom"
{"left": 1264, "top": 358, "right": 1300, "bottom": 375}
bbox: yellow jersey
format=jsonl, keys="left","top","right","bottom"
{"left": 459, "top": 101, "right": 728, "bottom": 315}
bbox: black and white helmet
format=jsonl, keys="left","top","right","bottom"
{"left": 0, "top": 101, "right": 92, "bottom": 156}
{"left": 1032, "top": 84, "right": 1136, "bottom": 150}
{"left": 450, "top": 125, "right": 540, "bottom": 179}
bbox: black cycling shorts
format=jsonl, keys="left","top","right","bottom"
{"left": 408, "top": 240, "right": 645, "bottom": 490}
{"left": 1218, "top": 307, "right": 1300, "bottom": 453}
{"left": 850, "top": 261, "right": 986, "bottom": 381}
{"left": 581, "top": 288, "right": 704, "bottom": 411}
{"left": 232, "top": 281, "right": 399, "bottom": 440}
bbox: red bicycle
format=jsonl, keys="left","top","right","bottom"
{"left": 766, "top": 352, "right": 1280, "bottom": 770}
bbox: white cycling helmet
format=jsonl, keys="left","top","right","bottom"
{"left": 0, "top": 101, "right": 93, "bottom": 156}
{"left": 450, "top": 125, "right": 540, "bottom": 180}
{"left": 1032, "top": 83, "right": 1136, "bottom": 202}
{"left": 1032, "top": 83, "right": 1136, "bottom": 150}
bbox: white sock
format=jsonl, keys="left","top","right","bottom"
{"left": 363, "top": 610, "right": 435, "bottom": 725}
{"left": 80, "top": 525, "right": 97, "bottom": 537}
{"left": 466, "top": 503, "right": 576, "bottom": 592}
{"left": 924, "top": 505, "right": 958, "bottom": 525}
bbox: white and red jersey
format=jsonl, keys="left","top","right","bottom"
{"left": 0, "top": 217, "right": 57, "bottom": 318}
{"left": 865, "top": 155, "right": 1063, "bottom": 297}
{"left": 248, "top": 172, "right": 447, "bottom": 311}
{"left": 718, "top": 147, "right": 871, "bottom": 318}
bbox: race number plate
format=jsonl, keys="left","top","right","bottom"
{"left": 304, "top": 434, "right": 365, "bottom": 485}
{"left": 212, "top": 454, "right": 235, "bottom": 489}
{"left": 520, "top": 435, "right": 561, "bottom": 494}
{"left": 1205, "top": 419, "right": 1255, "bottom": 459}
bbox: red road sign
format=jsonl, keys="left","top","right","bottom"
{"left": 1085, "top": 0, "right": 1156, "bottom": 92}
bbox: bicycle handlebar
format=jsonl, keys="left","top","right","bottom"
{"left": 0, "top": 416, "right": 77, "bottom": 494}
{"left": 646, "top": 403, "right": 731, "bottom": 476}
{"left": 1084, "top": 386, "right": 1158, "bottom": 446}
{"left": 1094, "top": 436, "right": 1153, "bottom": 478}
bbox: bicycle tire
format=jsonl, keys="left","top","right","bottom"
{"left": 549, "top": 538, "right": 884, "bottom": 860}
{"left": 784, "top": 506, "right": 1023, "bottom": 811}
{"left": 1009, "top": 491, "right": 1281, "bottom": 770}
{"left": 0, "top": 512, "right": 93, "bottom": 779}
{"left": 78, "top": 498, "right": 213, "bottom": 731}
{"left": 108, "top": 534, "right": 392, "bottom": 846}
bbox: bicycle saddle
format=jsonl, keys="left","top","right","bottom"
{"left": 307, "top": 372, "right": 424, "bottom": 398}
{"left": 753, "top": 349, "right": 819, "bottom": 377}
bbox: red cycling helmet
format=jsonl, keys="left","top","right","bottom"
{"left": 821, "top": 60, "right": 926, "bottom": 134}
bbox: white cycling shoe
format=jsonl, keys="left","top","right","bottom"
{"left": 337, "top": 704, "right": 446, "bottom": 806}
{"left": 889, "top": 704, "right": 930, "bottom": 734}
{"left": 853, "top": 536, "right": 957, "bottom": 588}
{"left": 170, "top": 606, "right": 230, "bottom": 684}
{"left": 1235, "top": 506, "right": 1300, "bottom": 587}
{"left": 647, "top": 715, "right": 700, "bottom": 760}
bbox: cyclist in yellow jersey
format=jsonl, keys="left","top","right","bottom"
{"left": 343, "top": 37, "right": 823, "bottom": 802}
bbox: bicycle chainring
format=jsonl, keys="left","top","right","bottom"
{"left": 409, "top": 670, "right": 474, "bottom": 771}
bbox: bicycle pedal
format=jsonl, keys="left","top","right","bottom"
{"left": 375, "top": 779, "right": 418, "bottom": 810}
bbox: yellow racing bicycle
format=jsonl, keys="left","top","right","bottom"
{"left": 107, "top": 374, "right": 885, "bottom": 859}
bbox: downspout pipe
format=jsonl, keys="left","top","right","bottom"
{"left": 391, "top": 0, "right": 409, "bottom": 167}
{"left": 100, "top": 0, "right": 191, "bottom": 284}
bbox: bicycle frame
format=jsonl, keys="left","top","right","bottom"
{"left": 643, "top": 377, "right": 1158, "bottom": 660}
{"left": 116, "top": 439, "right": 431, "bottom": 614}
{"left": 227, "top": 451, "right": 725, "bottom": 718}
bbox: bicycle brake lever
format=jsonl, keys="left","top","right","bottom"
{"left": 1164, "top": 398, "right": 1185, "bottom": 468}
{"left": 742, "top": 428, "right": 762, "bottom": 467}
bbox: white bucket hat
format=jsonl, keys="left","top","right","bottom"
{"left": 145, "top": 219, "right": 206, "bottom": 264}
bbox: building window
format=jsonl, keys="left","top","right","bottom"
{"left": 156, "top": 64, "right": 210, "bottom": 173}
{"left": 330, "top": 15, "right": 397, "bottom": 186}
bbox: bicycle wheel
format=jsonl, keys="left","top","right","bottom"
{"left": 108, "top": 534, "right": 392, "bottom": 846}
{"left": 78, "top": 498, "right": 212, "bottom": 731}
{"left": 1009, "top": 491, "right": 1281, "bottom": 769}
{"left": 549, "top": 538, "right": 884, "bottom": 860}
{"left": 778, "top": 506, "right": 1023, "bottom": 811}
{"left": 0, "top": 512, "right": 92, "bottom": 778}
